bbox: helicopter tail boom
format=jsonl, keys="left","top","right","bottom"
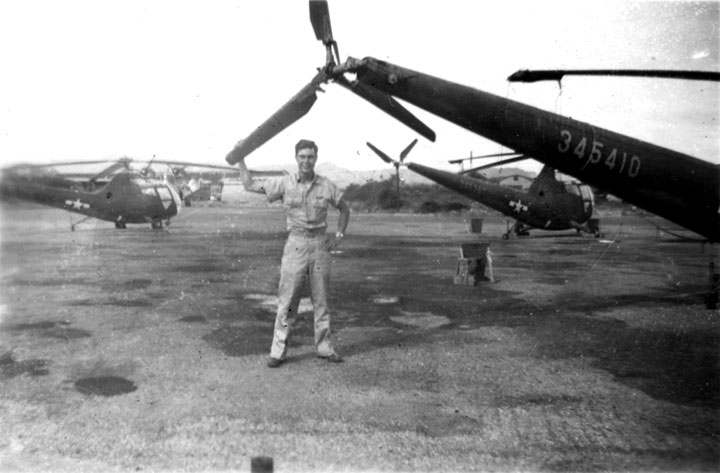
{"left": 351, "top": 57, "right": 719, "bottom": 241}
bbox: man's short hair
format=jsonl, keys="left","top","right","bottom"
{"left": 295, "top": 139, "right": 318, "bottom": 155}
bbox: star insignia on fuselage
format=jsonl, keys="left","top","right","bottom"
{"left": 65, "top": 199, "right": 90, "bottom": 210}
{"left": 509, "top": 199, "right": 528, "bottom": 213}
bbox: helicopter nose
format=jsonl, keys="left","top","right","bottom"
{"left": 167, "top": 184, "right": 182, "bottom": 216}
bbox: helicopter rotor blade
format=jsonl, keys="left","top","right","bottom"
{"left": 4, "top": 159, "right": 120, "bottom": 170}
{"left": 459, "top": 155, "right": 530, "bottom": 174}
{"left": 366, "top": 142, "right": 398, "bottom": 166}
{"left": 224, "top": 2, "right": 435, "bottom": 165}
{"left": 508, "top": 69, "right": 720, "bottom": 83}
{"left": 146, "top": 159, "right": 282, "bottom": 175}
{"left": 448, "top": 152, "right": 522, "bottom": 164}
{"left": 89, "top": 161, "right": 134, "bottom": 182}
{"left": 336, "top": 76, "right": 436, "bottom": 142}
{"left": 225, "top": 70, "right": 328, "bottom": 164}
{"left": 310, "top": 0, "right": 340, "bottom": 64}
{"left": 310, "top": 0, "right": 334, "bottom": 45}
{"left": 399, "top": 138, "right": 418, "bottom": 162}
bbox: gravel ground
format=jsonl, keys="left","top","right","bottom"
{"left": 1, "top": 204, "right": 718, "bottom": 472}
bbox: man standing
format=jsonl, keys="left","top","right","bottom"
{"left": 235, "top": 139, "right": 350, "bottom": 367}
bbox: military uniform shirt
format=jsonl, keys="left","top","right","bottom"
{"left": 253, "top": 173, "right": 344, "bottom": 232}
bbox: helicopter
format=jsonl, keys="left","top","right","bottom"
{"left": 0, "top": 158, "right": 283, "bottom": 230}
{"left": 225, "top": 0, "right": 719, "bottom": 243}
{"left": 367, "top": 141, "right": 598, "bottom": 238}
{"left": 142, "top": 160, "right": 284, "bottom": 207}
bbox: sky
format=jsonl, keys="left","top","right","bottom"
{"left": 0, "top": 0, "right": 717, "bottom": 173}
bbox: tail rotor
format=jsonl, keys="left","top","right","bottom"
{"left": 366, "top": 139, "right": 417, "bottom": 194}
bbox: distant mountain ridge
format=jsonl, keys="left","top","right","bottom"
{"left": 255, "top": 162, "right": 536, "bottom": 188}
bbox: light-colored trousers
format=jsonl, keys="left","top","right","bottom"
{"left": 270, "top": 233, "right": 336, "bottom": 359}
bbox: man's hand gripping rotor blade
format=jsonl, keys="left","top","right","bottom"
{"left": 226, "top": 70, "right": 328, "bottom": 164}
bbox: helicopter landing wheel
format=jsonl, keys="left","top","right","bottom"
{"left": 115, "top": 221, "right": 127, "bottom": 229}
{"left": 150, "top": 218, "right": 163, "bottom": 230}
{"left": 70, "top": 215, "right": 92, "bottom": 231}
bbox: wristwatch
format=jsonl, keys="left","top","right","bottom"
{"left": 335, "top": 232, "right": 344, "bottom": 239}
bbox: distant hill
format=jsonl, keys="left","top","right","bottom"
{"left": 247, "top": 162, "right": 537, "bottom": 188}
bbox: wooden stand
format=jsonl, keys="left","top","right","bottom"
{"left": 454, "top": 243, "right": 494, "bottom": 286}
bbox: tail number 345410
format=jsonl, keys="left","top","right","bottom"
{"left": 558, "top": 129, "right": 641, "bottom": 178}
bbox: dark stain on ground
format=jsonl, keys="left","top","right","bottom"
{"left": 617, "top": 253, "right": 662, "bottom": 265}
{"left": 75, "top": 376, "right": 137, "bottom": 396}
{"left": 499, "top": 259, "right": 584, "bottom": 271}
{"left": 8, "top": 320, "right": 91, "bottom": 339}
{"left": 203, "top": 324, "right": 273, "bottom": 356}
{"left": 416, "top": 411, "right": 484, "bottom": 437}
{"left": 494, "top": 393, "right": 583, "bottom": 408}
{"left": 248, "top": 307, "right": 276, "bottom": 322}
{"left": 284, "top": 317, "right": 315, "bottom": 347}
{"left": 69, "top": 298, "right": 153, "bottom": 307}
{"left": 9, "top": 277, "right": 91, "bottom": 287}
{"left": 207, "top": 303, "right": 275, "bottom": 323}
{"left": 343, "top": 327, "right": 434, "bottom": 360}
{"left": 174, "top": 263, "right": 228, "bottom": 273}
{"left": 540, "top": 445, "right": 718, "bottom": 472}
{"left": 68, "top": 299, "right": 98, "bottom": 306}
{"left": 44, "top": 327, "right": 91, "bottom": 339}
{"left": 546, "top": 248, "right": 587, "bottom": 256}
{"left": 534, "top": 276, "right": 569, "bottom": 285}
{"left": 145, "top": 291, "right": 171, "bottom": 301}
{"left": 0, "top": 352, "right": 49, "bottom": 378}
{"left": 117, "top": 278, "right": 153, "bottom": 290}
{"left": 106, "top": 298, "right": 153, "bottom": 307}
{"left": 531, "top": 316, "right": 720, "bottom": 408}
{"left": 179, "top": 315, "right": 207, "bottom": 323}
{"left": 205, "top": 277, "right": 229, "bottom": 283}
{"left": 11, "top": 320, "right": 69, "bottom": 330}
{"left": 555, "top": 290, "right": 705, "bottom": 312}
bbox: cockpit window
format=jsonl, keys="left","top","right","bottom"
{"left": 579, "top": 185, "right": 594, "bottom": 201}
{"left": 156, "top": 186, "right": 172, "bottom": 202}
{"left": 564, "top": 182, "right": 581, "bottom": 196}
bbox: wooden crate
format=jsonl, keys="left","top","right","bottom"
{"left": 454, "top": 243, "right": 493, "bottom": 285}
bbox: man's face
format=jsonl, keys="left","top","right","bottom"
{"left": 295, "top": 147, "right": 317, "bottom": 174}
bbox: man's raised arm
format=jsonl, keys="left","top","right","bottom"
{"left": 235, "top": 158, "right": 265, "bottom": 195}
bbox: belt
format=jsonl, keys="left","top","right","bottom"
{"left": 288, "top": 227, "right": 327, "bottom": 238}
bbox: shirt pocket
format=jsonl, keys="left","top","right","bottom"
{"left": 309, "top": 194, "right": 329, "bottom": 222}
{"left": 283, "top": 189, "right": 303, "bottom": 209}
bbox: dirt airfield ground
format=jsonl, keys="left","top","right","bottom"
{"left": 0, "top": 202, "right": 718, "bottom": 472}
